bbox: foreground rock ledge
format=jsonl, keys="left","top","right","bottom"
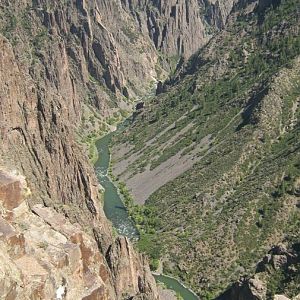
{"left": 0, "top": 168, "right": 159, "bottom": 300}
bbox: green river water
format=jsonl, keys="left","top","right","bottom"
{"left": 94, "top": 129, "right": 199, "bottom": 300}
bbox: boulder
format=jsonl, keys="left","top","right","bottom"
{"left": 0, "top": 171, "right": 26, "bottom": 210}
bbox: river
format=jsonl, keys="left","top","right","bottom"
{"left": 94, "top": 132, "right": 139, "bottom": 240}
{"left": 94, "top": 127, "right": 199, "bottom": 300}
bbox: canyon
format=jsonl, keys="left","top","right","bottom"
{"left": 0, "top": 0, "right": 299, "bottom": 299}
{"left": 0, "top": 0, "right": 231, "bottom": 298}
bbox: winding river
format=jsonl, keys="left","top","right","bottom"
{"left": 94, "top": 127, "right": 199, "bottom": 300}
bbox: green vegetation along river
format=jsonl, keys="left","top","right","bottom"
{"left": 94, "top": 128, "right": 199, "bottom": 300}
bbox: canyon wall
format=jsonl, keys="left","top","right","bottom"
{"left": 0, "top": 0, "right": 161, "bottom": 298}
{"left": 121, "top": 0, "right": 238, "bottom": 61}
{"left": 0, "top": 29, "right": 159, "bottom": 300}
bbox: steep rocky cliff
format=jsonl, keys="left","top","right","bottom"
{"left": 0, "top": 0, "right": 162, "bottom": 298}
{"left": 0, "top": 0, "right": 159, "bottom": 126}
{"left": 121, "top": 0, "right": 238, "bottom": 63}
{"left": 122, "top": 0, "right": 207, "bottom": 60}
{"left": 0, "top": 167, "right": 158, "bottom": 299}
{"left": 218, "top": 244, "right": 300, "bottom": 300}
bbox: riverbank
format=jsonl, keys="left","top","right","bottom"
{"left": 86, "top": 124, "right": 118, "bottom": 164}
{"left": 94, "top": 133, "right": 139, "bottom": 240}
{"left": 94, "top": 129, "right": 200, "bottom": 300}
{"left": 88, "top": 137, "right": 99, "bottom": 164}
{"left": 153, "top": 273, "right": 199, "bottom": 300}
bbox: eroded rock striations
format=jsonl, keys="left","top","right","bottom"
{"left": 122, "top": 0, "right": 207, "bottom": 60}
{"left": 121, "top": 0, "right": 238, "bottom": 61}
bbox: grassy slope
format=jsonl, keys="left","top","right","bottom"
{"left": 112, "top": 0, "right": 300, "bottom": 298}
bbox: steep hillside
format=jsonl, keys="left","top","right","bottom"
{"left": 218, "top": 243, "right": 300, "bottom": 300}
{"left": 111, "top": 0, "right": 300, "bottom": 297}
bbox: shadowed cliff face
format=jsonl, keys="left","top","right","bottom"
{"left": 121, "top": 0, "right": 238, "bottom": 60}
{"left": 123, "top": 0, "right": 207, "bottom": 59}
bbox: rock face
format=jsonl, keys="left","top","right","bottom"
{"left": 219, "top": 244, "right": 300, "bottom": 300}
{"left": 125, "top": 0, "right": 207, "bottom": 59}
{"left": 221, "top": 276, "right": 267, "bottom": 300}
{"left": 0, "top": 1, "right": 160, "bottom": 298}
{"left": 204, "top": 0, "right": 238, "bottom": 28}
{"left": 106, "top": 238, "right": 158, "bottom": 298}
{"left": 0, "top": 168, "right": 159, "bottom": 299}
{"left": 121, "top": 0, "right": 238, "bottom": 60}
